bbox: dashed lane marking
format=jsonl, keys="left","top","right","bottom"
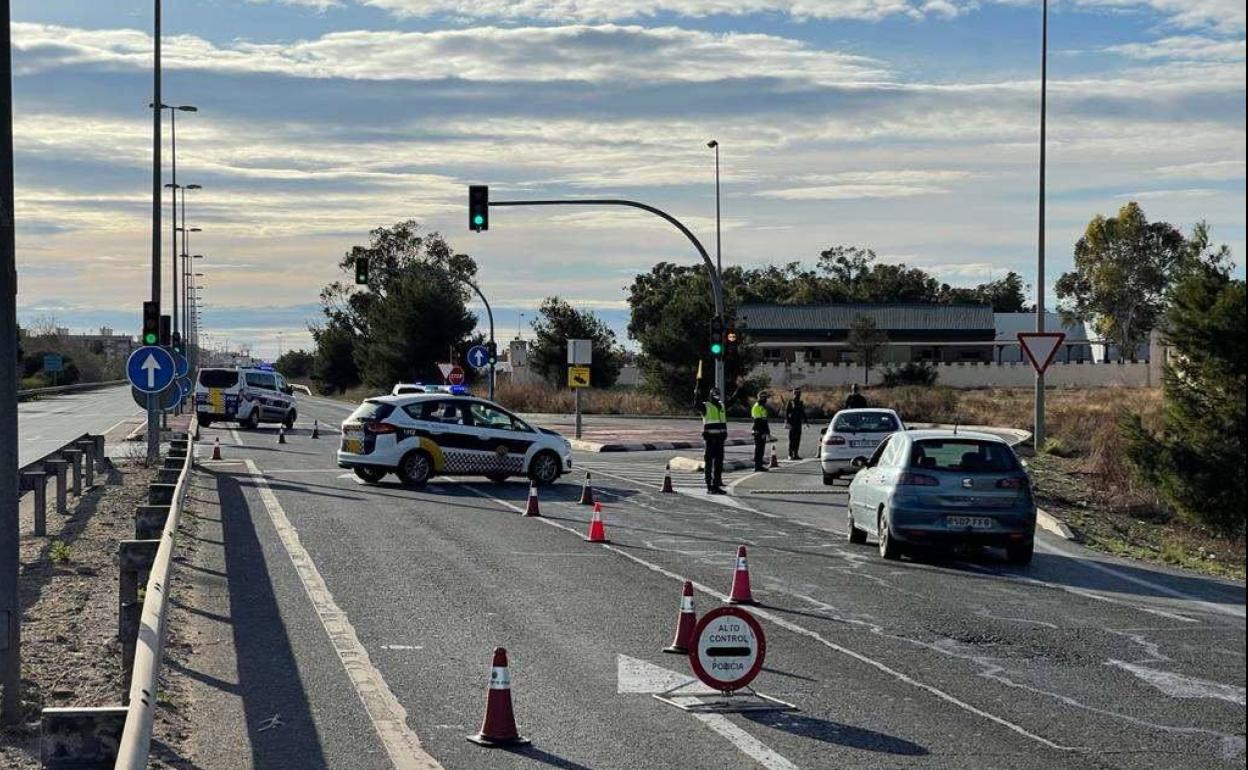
{"left": 244, "top": 459, "right": 443, "bottom": 770}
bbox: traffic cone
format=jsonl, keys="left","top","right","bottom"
{"left": 579, "top": 472, "right": 595, "bottom": 505}
{"left": 467, "top": 647, "right": 530, "bottom": 748}
{"left": 663, "top": 580, "right": 697, "bottom": 655}
{"left": 524, "top": 481, "right": 541, "bottom": 517}
{"left": 769, "top": 446, "right": 779, "bottom": 468}
{"left": 311, "top": 420, "right": 320, "bottom": 439}
{"left": 661, "top": 463, "right": 675, "bottom": 494}
{"left": 211, "top": 437, "right": 222, "bottom": 461}
{"left": 728, "top": 545, "right": 756, "bottom": 605}
{"left": 278, "top": 427, "right": 287, "bottom": 445}
{"left": 585, "top": 502, "right": 607, "bottom": 542}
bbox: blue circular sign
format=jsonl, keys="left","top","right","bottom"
{"left": 127, "top": 346, "right": 177, "bottom": 394}
{"left": 173, "top": 353, "right": 189, "bottom": 379}
{"left": 177, "top": 376, "right": 193, "bottom": 399}
{"left": 467, "top": 344, "right": 491, "bottom": 370}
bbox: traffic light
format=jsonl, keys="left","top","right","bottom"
{"left": 709, "top": 315, "right": 724, "bottom": 357}
{"left": 142, "top": 301, "right": 160, "bottom": 345}
{"left": 172, "top": 331, "right": 183, "bottom": 355}
{"left": 469, "top": 185, "right": 489, "bottom": 232}
{"left": 355, "top": 256, "right": 369, "bottom": 285}
{"left": 159, "top": 315, "right": 172, "bottom": 347}
{"left": 487, "top": 340, "right": 498, "bottom": 365}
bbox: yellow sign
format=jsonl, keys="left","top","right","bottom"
{"left": 568, "top": 366, "right": 591, "bottom": 388}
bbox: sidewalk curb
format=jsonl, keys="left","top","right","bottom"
{"left": 1036, "top": 507, "right": 1075, "bottom": 540}
{"left": 569, "top": 437, "right": 769, "bottom": 453}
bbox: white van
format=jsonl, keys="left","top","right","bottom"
{"left": 195, "top": 366, "right": 298, "bottom": 429}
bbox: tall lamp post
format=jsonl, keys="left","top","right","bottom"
{"left": 1034, "top": 0, "right": 1049, "bottom": 448}
{"left": 707, "top": 139, "right": 725, "bottom": 397}
{"left": 154, "top": 103, "right": 195, "bottom": 344}
{"left": 178, "top": 185, "right": 200, "bottom": 354}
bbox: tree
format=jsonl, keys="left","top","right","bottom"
{"left": 275, "top": 349, "right": 314, "bottom": 380}
{"left": 1124, "top": 263, "right": 1245, "bottom": 538}
{"left": 846, "top": 315, "right": 887, "bottom": 385}
{"left": 527, "top": 297, "right": 625, "bottom": 387}
{"left": 941, "top": 271, "right": 1029, "bottom": 312}
{"left": 1056, "top": 202, "right": 1218, "bottom": 361}
{"left": 817, "top": 246, "right": 942, "bottom": 303}
{"left": 310, "top": 320, "right": 359, "bottom": 394}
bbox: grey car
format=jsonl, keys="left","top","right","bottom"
{"left": 846, "top": 429, "right": 1037, "bottom": 564}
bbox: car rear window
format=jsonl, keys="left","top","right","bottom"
{"left": 910, "top": 439, "right": 1018, "bottom": 473}
{"left": 198, "top": 370, "right": 238, "bottom": 388}
{"left": 833, "top": 412, "right": 899, "bottom": 433}
{"left": 349, "top": 400, "right": 395, "bottom": 421}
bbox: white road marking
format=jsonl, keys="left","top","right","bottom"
{"left": 458, "top": 482, "right": 1080, "bottom": 753}
{"left": 1107, "top": 660, "right": 1246, "bottom": 706}
{"left": 1037, "top": 539, "right": 1245, "bottom": 619}
{"left": 244, "top": 459, "right": 442, "bottom": 770}
{"left": 229, "top": 429, "right": 244, "bottom": 446}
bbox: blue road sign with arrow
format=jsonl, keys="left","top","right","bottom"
{"left": 174, "top": 352, "right": 189, "bottom": 379}
{"left": 127, "top": 346, "right": 176, "bottom": 394}
{"left": 467, "top": 344, "right": 491, "bottom": 370}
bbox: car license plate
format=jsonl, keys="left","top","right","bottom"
{"left": 946, "top": 516, "right": 993, "bottom": 529}
{"left": 850, "top": 439, "right": 874, "bottom": 448}
{"left": 342, "top": 438, "right": 363, "bottom": 454}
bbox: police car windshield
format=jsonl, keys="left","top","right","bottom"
{"left": 349, "top": 400, "right": 395, "bottom": 422}
{"left": 199, "top": 370, "right": 239, "bottom": 388}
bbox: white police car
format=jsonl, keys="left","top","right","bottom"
{"left": 195, "top": 365, "right": 297, "bottom": 430}
{"left": 337, "top": 389, "right": 572, "bottom": 486}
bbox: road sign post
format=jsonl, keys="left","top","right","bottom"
{"left": 568, "top": 340, "right": 591, "bottom": 439}
{"left": 1, "top": 1, "right": 20, "bottom": 720}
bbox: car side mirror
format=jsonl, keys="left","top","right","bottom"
{"left": 284, "top": 385, "right": 293, "bottom": 395}
{"left": 818, "top": 427, "right": 826, "bottom": 436}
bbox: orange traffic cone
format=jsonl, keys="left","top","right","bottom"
{"left": 278, "top": 427, "right": 287, "bottom": 445}
{"left": 663, "top": 580, "right": 697, "bottom": 654}
{"left": 524, "top": 481, "right": 541, "bottom": 517}
{"left": 661, "top": 463, "right": 675, "bottom": 494}
{"left": 769, "top": 446, "right": 779, "bottom": 468}
{"left": 211, "top": 437, "right": 222, "bottom": 461}
{"left": 579, "top": 472, "right": 595, "bottom": 505}
{"left": 467, "top": 647, "right": 530, "bottom": 748}
{"left": 728, "top": 545, "right": 756, "bottom": 605}
{"left": 311, "top": 420, "right": 320, "bottom": 439}
{"left": 585, "top": 502, "right": 607, "bottom": 542}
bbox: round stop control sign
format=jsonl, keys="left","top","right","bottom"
{"left": 689, "top": 606, "right": 766, "bottom": 691}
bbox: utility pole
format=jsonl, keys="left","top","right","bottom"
{"left": 708, "top": 139, "right": 725, "bottom": 402}
{"left": 1, "top": 0, "right": 23, "bottom": 724}
{"left": 147, "top": 0, "right": 162, "bottom": 462}
{"left": 1034, "top": 0, "right": 1048, "bottom": 450}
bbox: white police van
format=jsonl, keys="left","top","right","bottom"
{"left": 195, "top": 365, "right": 298, "bottom": 430}
{"left": 337, "top": 388, "right": 572, "bottom": 486}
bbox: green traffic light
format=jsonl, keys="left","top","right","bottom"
{"left": 144, "top": 333, "right": 158, "bottom": 344}
{"left": 473, "top": 214, "right": 485, "bottom": 226}
{"left": 710, "top": 343, "right": 723, "bottom": 355}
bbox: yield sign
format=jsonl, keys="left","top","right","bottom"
{"left": 1018, "top": 332, "right": 1066, "bottom": 374}
{"left": 437, "top": 362, "right": 454, "bottom": 381}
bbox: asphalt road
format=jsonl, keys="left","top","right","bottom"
{"left": 179, "top": 393, "right": 1246, "bottom": 770}
{"left": 16, "top": 384, "right": 139, "bottom": 467}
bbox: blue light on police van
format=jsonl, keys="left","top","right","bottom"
{"left": 448, "top": 385, "right": 469, "bottom": 395}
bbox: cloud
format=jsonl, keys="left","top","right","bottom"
{"left": 757, "top": 169, "right": 974, "bottom": 199}
{"left": 360, "top": 0, "right": 967, "bottom": 23}
{"left": 1154, "top": 160, "right": 1245, "bottom": 180}
{"left": 1106, "top": 35, "right": 1246, "bottom": 62}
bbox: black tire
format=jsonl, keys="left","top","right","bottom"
{"left": 528, "top": 451, "right": 562, "bottom": 486}
{"left": 847, "top": 514, "right": 867, "bottom": 544}
{"left": 353, "top": 467, "right": 386, "bottom": 484}
{"left": 397, "top": 451, "right": 433, "bottom": 487}
{"left": 243, "top": 409, "right": 260, "bottom": 430}
{"left": 823, "top": 471, "right": 836, "bottom": 486}
{"left": 878, "top": 509, "right": 902, "bottom": 560}
{"left": 284, "top": 409, "right": 297, "bottom": 430}
{"left": 1006, "top": 538, "right": 1034, "bottom": 566}
{"left": 486, "top": 473, "right": 509, "bottom": 484}
{"left": 199, "top": 416, "right": 213, "bottom": 428}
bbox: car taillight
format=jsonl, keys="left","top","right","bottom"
{"left": 996, "top": 476, "right": 1028, "bottom": 489}
{"left": 824, "top": 435, "right": 846, "bottom": 445}
{"left": 898, "top": 472, "right": 939, "bottom": 486}
{"left": 365, "top": 421, "right": 397, "bottom": 434}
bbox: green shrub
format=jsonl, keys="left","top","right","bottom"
{"left": 881, "top": 361, "right": 939, "bottom": 387}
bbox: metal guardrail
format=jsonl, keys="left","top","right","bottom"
{"left": 17, "top": 379, "right": 127, "bottom": 400}
{"left": 113, "top": 418, "right": 196, "bottom": 770}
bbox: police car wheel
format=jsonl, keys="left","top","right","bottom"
{"left": 353, "top": 467, "right": 386, "bottom": 484}
{"left": 487, "top": 473, "right": 509, "bottom": 484}
{"left": 397, "top": 451, "right": 432, "bottom": 487}
{"left": 284, "top": 410, "right": 297, "bottom": 429}
{"left": 244, "top": 410, "right": 260, "bottom": 430}
{"left": 529, "top": 451, "right": 561, "bottom": 486}
{"left": 200, "top": 417, "right": 213, "bottom": 428}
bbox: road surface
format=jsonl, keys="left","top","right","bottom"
{"left": 17, "top": 385, "right": 138, "bottom": 467}
{"left": 172, "top": 394, "right": 1245, "bottom": 770}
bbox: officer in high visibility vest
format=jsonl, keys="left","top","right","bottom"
{"left": 701, "top": 387, "right": 728, "bottom": 494}
{"left": 751, "top": 392, "right": 772, "bottom": 471}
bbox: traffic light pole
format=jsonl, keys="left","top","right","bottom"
{"left": 489, "top": 199, "right": 725, "bottom": 396}
{"left": 147, "top": 0, "right": 162, "bottom": 462}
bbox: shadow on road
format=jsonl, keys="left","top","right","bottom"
{"left": 504, "top": 744, "right": 597, "bottom": 770}
{"left": 744, "top": 711, "right": 929, "bottom": 756}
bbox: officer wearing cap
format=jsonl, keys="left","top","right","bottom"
{"left": 751, "top": 391, "right": 772, "bottom": 471}
{"left": 784, "top": 387, "right": 810, "bottom": 460}
{"left": 699, "top": 386, "right": 728, "bottom": 494}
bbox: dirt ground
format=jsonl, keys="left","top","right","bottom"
{"left": 0, "top": 457, "right": 195, "bottom": 769}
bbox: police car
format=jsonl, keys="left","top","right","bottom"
{"left": 337, "top": 388, "right": 572, "bottom": 486}
{"left": 195, "top": 364, "right": 298, "bottom": 430}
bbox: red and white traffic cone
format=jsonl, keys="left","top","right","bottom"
{"left": 524, "top": 481, "right": 541, "bottom": 517}
{"left": 211, "top": 437, "right": 222, "bottom": 461}
{"left": 728, "top": 545, "right": 756, "bottom": 605}
{"left": 661, "top": 463, "right": 675, "bottom": 494}
{"left": 311, "top": 420, "right": 320, "bottom": 439}
{"left": 467, "top": 647, "right": 530, "bottom": 748}
{"left": 278, "top": 427, "right": 287, "bottom": 445}
{"left": 585, "top": 502, "right": 607, "bottom": 543}
{"left": 663, "top": 580, "right": 697, "bottom": 654}
{"left": 769, "top": 446, "right": 779, "bottom": 468}
{"left": 579, "top": 471, "right": 595, "bottom": 505}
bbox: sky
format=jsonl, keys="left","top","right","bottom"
{"left": 11, "top": 0, "right": 1246, "bottom": 358}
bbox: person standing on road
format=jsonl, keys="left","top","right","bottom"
{"left": 844, "top": 383, "right": 868, "bottom": 410}
{"left": 751, "top": 391, "right": 772, "bottom": 471}
{"left": 784, "top": 387, "right": 810, "bottom": 460}
{"left": 700, "top": 387, "right": 728, "bottom": 494}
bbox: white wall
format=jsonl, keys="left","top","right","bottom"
{"left": 753, "top": 360, "right": 1155, "bottom": 389}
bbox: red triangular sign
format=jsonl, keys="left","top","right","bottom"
{"left": 1018, "top": 332, "right": 1066, "bottom": 374}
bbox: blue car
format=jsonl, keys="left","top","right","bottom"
{"left": 846, "top": 429, "right": 1036, "bottom": 564}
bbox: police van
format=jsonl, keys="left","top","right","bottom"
{"left": 195, "top": 365, "right": 298, "bottom": 430}
{"left": 337, "top": 389, "right": 572, "bottom": 486}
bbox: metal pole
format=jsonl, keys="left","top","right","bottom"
{"left": 169, "top": 110, "right": 177, "bottom": 343}
{"left": 711, "top": 141, "right": 725, "bottom": 400}
{"left": 1034, "top": 0, "right": 1047, "bottom": 450}
{"left": 1, "top": 0, "right": 24, "bottom": 724}
{"left": 147, "top": 0, "right": 162, "bottom": 462}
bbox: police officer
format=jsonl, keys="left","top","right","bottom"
{"left": 844, "top": 383, "right": 868, "bottom": 410}
{"left": 784, "top": 387, "right": 810, "bottom": 460}
{"left": 751, "top": 391, "right": 771, "bottom": 471}
{"left": 700, "top": 387, "right": 728, "bottom": 494}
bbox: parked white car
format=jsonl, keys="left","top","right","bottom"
{"left": 820, "top": 408, "right": 905, "bottom": 485}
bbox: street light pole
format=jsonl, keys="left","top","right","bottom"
{"left": 707, "top": 139, "right": 724, "bottom": 398}
{"left": 1034, "top": 0, "right": 1048, "bottom": 450}
{"left": 147, "top": 0, "right": 162, "bottom": 462}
